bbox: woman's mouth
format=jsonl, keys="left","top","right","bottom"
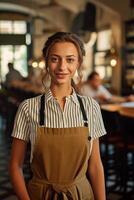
{"left": 55, "top": 73, "right": 69, "bottom": 78}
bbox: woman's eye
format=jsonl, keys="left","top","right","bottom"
{"left": 50, "top": 57, "right": 59, "bottom": 63}
{"left": 67, "top": 58, "right": 75, "bottom": 63}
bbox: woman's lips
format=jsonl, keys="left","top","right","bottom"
{"left": 55, "top": 73, "right": 69, "bottom": 78}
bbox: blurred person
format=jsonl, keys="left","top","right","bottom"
{"left": 125, "top": 94, "right": 134, "bottom": 102}
{"left": 9, "top": 32, "right": 106, "bottom": 200}
{"left": 4, "top": 62, "right": 23, "bottom": 87}
{"left": 80, "top": 71, "right": 112, "bottom": 104}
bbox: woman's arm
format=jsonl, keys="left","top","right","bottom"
{"left": 87, "top": 139, "right": 106, "bottom": 200}
{"left": 9, "top": 138, "right": 30, "bottom": 200}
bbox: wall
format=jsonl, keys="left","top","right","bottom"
{"left": 96, "top": 7, "right": 123, "bottom": 94}
{"left": 93, "top": 0, "right": 133, "bottom": 94}
{"left": 90, "top": 0, "right": 131, "bottom": 20}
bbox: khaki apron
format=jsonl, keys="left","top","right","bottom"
{"left": 27, "top": 94, "right": 94, "bottom": 200}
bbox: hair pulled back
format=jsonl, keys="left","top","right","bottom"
{"left": 42, "top": 32, "right": 85, "bottom": 92}
{"left": 42, "top": 32, "right": 85, "bottom": 66}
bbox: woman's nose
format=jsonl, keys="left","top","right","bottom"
{"left": 58, "top": 59, "right": 67, "bottom": 70}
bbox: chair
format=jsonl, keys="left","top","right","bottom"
{"left": 0, "top": 89, "right": 18, "bottom": 134}
{"left": 100, "top": 109, "right": 122, "bottom": 193}
{"left": 117, "top": 107, "right": 134, "bottom": 199}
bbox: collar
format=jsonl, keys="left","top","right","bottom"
{"left": 45, "top": 88, "right": 79, "bottom": 105}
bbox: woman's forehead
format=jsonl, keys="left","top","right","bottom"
{"left": 48, "top": 42, "right": 79, "bottom": 56}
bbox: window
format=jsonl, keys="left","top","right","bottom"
{"left": 94, "top": 29, "right": 113, "bottom": 88}
{"left": 0, "top": 20, "right": 27, "bottom": 34}
{"left": 0, "top": 45, "right": 27, "bottom": 81}
{"left": 0, "top": 20, "right": 30, "bottom": 82}
{"left": 97, "top": 29, "right": 112, "bottom": 51}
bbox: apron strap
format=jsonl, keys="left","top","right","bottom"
{"left": 39, "top": 94, "right": 88, "bottom": 127}
{"left": 39, "top": 94, "right": 45, "bottom": 126}
{"left": 76, "top": 95, "right": 88, "bottom": 127}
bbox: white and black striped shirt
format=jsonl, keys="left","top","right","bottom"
{"left": 12, "top": 89, "right": 106, "bottom": 161}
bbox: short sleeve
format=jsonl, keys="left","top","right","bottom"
{"left": 12, "top": 100, "right": 30, "bottom": 142}
{"left": 92, "top": 100, "right": 107, "bottom": 139}
{"left": 100, "top": 86, "right": 112, "bottom": 100}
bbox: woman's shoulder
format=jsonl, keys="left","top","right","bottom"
{"left": 18, "top": 94, "right": 43, "bottom": 109}
{"left": 77, "top": 94, "right": 99, "bottom": 107}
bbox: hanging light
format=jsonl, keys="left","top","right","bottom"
{"left": 38, "top": 60, "right": 45, "bottom": 69}
{"left": 110, "top": 58, "right": 117, "bottom": 67}
{"left": 32, "top": 61, "right": 38, "bottom": 68}
{"left": 105, "top": 47, "right": 118, "bottom": 67}
{"left": 29, "top": 56, "right": 45, "bottom": 69}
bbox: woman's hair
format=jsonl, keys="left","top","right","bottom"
{"left": 42, "top": 32, "right": 85, "bottom": 92}
{"left": 42, "top": 32, "right": 85, "bottom": 66}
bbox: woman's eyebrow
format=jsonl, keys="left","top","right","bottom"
{"left": 66, "top": 55, "right": 77, "bottom": 57}
{"left": 49, "top": 54, "right": 77, "bottom": 57}
{"left": 49, "top": 54, "right": 59, "bottom": 57}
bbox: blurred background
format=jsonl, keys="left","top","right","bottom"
{"left": 0, "top": 0, "right": 134, "bottom": 200}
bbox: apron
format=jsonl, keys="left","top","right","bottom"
{"left": 27, "top": 94, "right": 94, "bottom": 200}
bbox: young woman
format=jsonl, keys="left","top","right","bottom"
{"left": 9, "top": 32, "right": 106, "bottom": 200}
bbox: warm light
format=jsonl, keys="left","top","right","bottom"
{"left": 38, "top": 61, "right": 45, "bottom": 69}
{"left": 132, "top": 60, "right": 134, "bottom": 65}
{"left": 111, "top": 48, "right": 115, "bottom": 54}
{"left": 26, "top": 34, "right": 31, "bottom": 45}
{"left": 110, "top": 59, "right": 117, "bottom": 67}
{"left": 32, "top": 61, "right": 38, "bottom": 68}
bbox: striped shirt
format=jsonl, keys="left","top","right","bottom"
{"left": 12, "top": 89, "right": 106, "bottom": 161}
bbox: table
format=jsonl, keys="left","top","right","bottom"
{"left": 101, "top": 102, "right": 134, "bottom": 118}
{"left": 119, "top": 102, "right": 134, "bottom": 118}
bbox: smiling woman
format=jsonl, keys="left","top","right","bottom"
{"left": 47, "top": 42, "right": 79, "bottom": 86}
{"left": 9, "top": 32, "right": 106, "bottom": 200}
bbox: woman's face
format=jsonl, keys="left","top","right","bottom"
{"left": 47, "top": 42, "right": 80, "bottom": 85}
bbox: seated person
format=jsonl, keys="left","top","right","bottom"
{"left": 80, "top": 71, "right": 112, "bottom": 103}
{"left": 4, "top": 62, "right": 23, "bottom": 87}
{"left": 125, "top": 94, "right": 134, "bottom": 102}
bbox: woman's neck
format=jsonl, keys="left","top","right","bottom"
{"left": 50, "top": 83, "right": 72, "bottom": 101}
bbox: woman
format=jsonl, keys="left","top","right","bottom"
{"left": 9, "top": 32, "right": 106, "bottom": 200}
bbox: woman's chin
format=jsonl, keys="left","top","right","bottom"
{"left": 52, "top": 78, "right": 70, "bottom": 85}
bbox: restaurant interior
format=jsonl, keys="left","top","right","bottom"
{"left": 0, "top": 0, "right": 134, "bottom": 199}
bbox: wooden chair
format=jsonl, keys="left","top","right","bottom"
{"left": 101, "top": 109, "right": 122, "bottom": 193}
{"left": 117, "top": 107, "right": 134, "bottom": 199}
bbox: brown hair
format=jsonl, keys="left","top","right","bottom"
{"left": 42, "top": 32, "right": 85, "bottom": 92}
{"left": 42, "top": 32, "right": 85, "bottom": 66}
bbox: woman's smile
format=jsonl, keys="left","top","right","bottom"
{"left": 47, "top": 42, "right": 79, "bottom": 85}
{"left": 55, "top": 73, "right": 69, "bottom": 78}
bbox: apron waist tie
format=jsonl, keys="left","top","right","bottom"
{"left": 30, "top": 176, "right": 87, "bottom": 199}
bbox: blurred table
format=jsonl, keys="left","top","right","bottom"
{"left": 119, "top": 102, "right": 134, "bottom": 118}
{"left": 101, "top": 104, "right": 121, "bottom": 112}
{"left": 101, "top": 102, "right": 134, "bottom": 118}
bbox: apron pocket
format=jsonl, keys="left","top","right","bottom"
{"left": 27, "top": 181, "right": 43, "bottom": 200}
